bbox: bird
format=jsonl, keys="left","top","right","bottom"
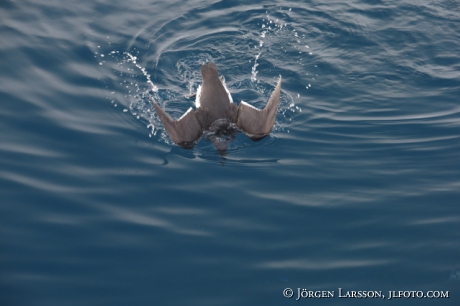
{"left": 151, "top": 62, "right": 281, "bottom": 149}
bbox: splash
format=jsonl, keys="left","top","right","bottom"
{"left": 257, "top": 8, "right": 316, "bottom": 93}
{"left": 125, "top": 52, "right": 158, "bottom": 92}
{"left": 97, "top": 7, "right": 311, "bottom": 141}
{"left": 251, "top": 53, "right": 261, "bottom": 82}
{"left": 250, "top": 7, "right": 310, "bottom": 128}
{"left": 121, "top": 52, "right": 161, "bottom": 138}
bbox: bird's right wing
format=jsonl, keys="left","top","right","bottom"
{"left": 236, "top": 76, "right": 282, "bottom": 140}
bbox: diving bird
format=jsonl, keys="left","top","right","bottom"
{"left": 151, "top": 62, "right": 281, "bottom": 149}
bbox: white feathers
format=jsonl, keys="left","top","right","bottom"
{"left": 195, "top": 85, "right": 202, "bottom": 108}
{"left": 240, "top": 101, "right": 260, "bottom": 111}
{"left": 220, "top": 76, "right": 234, "bottom": 103}
{"left": 179, "top": 107, "right": 194, "bottom": 120}
{"left": 195, "top": 75, "right": 233, "bottom": 108}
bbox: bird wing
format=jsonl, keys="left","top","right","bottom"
{"left": 236, "top": 76, "right": 282, "bottom": 140}
{"left": 151, "top": 98, "right": 202, "bottom": 148}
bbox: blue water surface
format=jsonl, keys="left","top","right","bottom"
{"left": 1, "top": 0, "right": 460, "bottom": 305}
